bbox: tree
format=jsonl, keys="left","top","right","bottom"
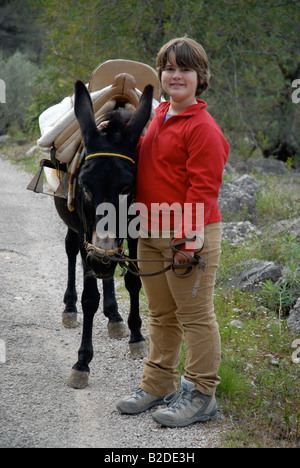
{"left": 27, "top": 0, "right": 300, "bottom": 164}
{"left": 0, "top": 0, "right": 42, "bottom": 60}
{"left": 0, "top": 51, "right": 37, "bottom": 134}
{"left": 29, "top": 0, "right": 203, "bottom": 84}
{"left": 199, "top": 0, "right": 300, "bottom": 162}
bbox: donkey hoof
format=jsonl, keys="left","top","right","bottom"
{"left": 108, "top": 321, "right": 128, "bottom": 339}
{"left": 67, "top": 369, "right": 89, "bottom": 389}
{"left": 129, "top": 341, "right": 148, "bottom": 359}
{"left": 62, "top": 312, "right": 78, "bottom": 329}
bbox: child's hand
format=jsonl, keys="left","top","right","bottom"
{"left": 173, "top": 251, "right": 194, "bottom": 265}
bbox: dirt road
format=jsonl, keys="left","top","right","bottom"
{"left": 0, "top": 156, "right": 222, "bottom": 448}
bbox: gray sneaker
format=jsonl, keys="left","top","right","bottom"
{"left": 116, "top": 388, "right": 166, "bottom": 414}
{"left": 152, "top": 376, "right": 218, "bottom": 427}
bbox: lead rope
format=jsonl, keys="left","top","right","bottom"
{"left": 83, "top": 236, "right": 206, "bottom": 297}
{"left": 95, "top": 237, "right": 206, "bottom": 298}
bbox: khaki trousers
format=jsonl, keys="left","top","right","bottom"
{"left": 138, "top": 222, "right": 222, "bottom": 397}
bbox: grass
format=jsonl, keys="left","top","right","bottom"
{"left": 0, "top": 140, "right": 44, "bottom": 174}
{"left": 214, "top": 288, "right": 299, "bottom": 447}
{"left": 256, "top": 175, "right": 300, "bottom": 222}
{"left": 2, "top": 142, "right": 300, "bottom": 447}
{"left": 209, "top": 180, "right": 300, "bottom": 447}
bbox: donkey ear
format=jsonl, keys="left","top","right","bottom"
{"left": 74, "top": 80, "right": 98, "bottom": 145}
{"left": 125, "top": 84, "right": 154, "bottom": 145}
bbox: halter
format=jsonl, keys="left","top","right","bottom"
{"left": 85, "top": 152, "right": 135, "bottom": 165}
{"left": 82, "top": 151, "right": 134, "bottom": 260}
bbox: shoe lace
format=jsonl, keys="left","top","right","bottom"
{"left": 164, "top": 389, "right": 194, "bottom": 412}
{"left": 132, "top": 388, "right": 146, "bottom": 400}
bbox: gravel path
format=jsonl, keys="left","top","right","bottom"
{"left": 0, "top": 156, "right": 223, "bottom": 448}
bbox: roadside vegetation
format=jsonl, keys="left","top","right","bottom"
{"left": 214, "top": 230, "right": 299, "bottom": 447}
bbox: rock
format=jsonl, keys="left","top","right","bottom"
{"left": 287, "top": 297, "right": 300, "bottom": 336}
{"left": 26, "top": 145, "right": 39, "bottom": 156}
{"left": 271, "top": 217, "right": 300, "bottom": 241}
{"left": 223, "top": 161, "right": 235, "bottom": 174}
{"left": 222, "top": 221, "right": 261, "bottom": 248}
{"left": 219, "top": 182, "right": 257, "bottom": 222}
{"left": 229, "top": 320, "right": 245, "bottom": 328}
{"left": 228, "top": 260, "right": 282, "bottom": 291}
{"left": 0, "top": 134, "right": 10, "bottom": 143}
{"left": 235, "top": 158, "right": 289, "bottom": 175}
{"left": 233, "top": 174, "right": 261, "bottom": 197}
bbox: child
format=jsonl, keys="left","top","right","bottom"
{"left": 117, "top": 37, "right": 229, "bottom": 428}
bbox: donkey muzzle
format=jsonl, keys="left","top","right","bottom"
{"left": 85, "top": 242, "right": 123, "bottom": 267}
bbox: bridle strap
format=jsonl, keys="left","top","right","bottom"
{"left": 85, "top": 236, "right": 206, "bottom": 298}
{"left": 81, "top": 152, "right": 134, "bottom": 250}
{"left": 85, "top": 152, "right": 135, "bottom": 165}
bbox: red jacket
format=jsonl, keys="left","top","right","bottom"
{"left": 135, "top": 100, "right": 229, "bottom": 247}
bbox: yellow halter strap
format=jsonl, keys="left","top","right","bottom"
{"left": 85, "top": 152, "right": 135, "bottom": 165}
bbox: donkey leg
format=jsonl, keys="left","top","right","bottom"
{"left": 67, "top": 251, "right": 100, "bottom": 389}
{"left": 62, "top": 228, "right": 79, "bottom": 328}
{"left": 102, "top": 278, "right": 127, "bottom": 339}
{"left": 125, "top": 237, "right": 147, "bottom": 359}
{"left": 124, "top": 270, "right": 147, "bottom": 359}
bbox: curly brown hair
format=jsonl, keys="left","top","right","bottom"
{"left": 156, "top": 37, "right": 210, "bottom": 96}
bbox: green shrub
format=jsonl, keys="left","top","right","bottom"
{"left": 0, "top": 51, "right": 37, "bottom": 135}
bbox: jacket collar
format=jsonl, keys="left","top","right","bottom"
{"left": 156, "top": 99, "right": 207, "bottom": 119}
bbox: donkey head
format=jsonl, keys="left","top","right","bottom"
{"left": 74, "top": 79, "right": 153, "bottom": 279}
